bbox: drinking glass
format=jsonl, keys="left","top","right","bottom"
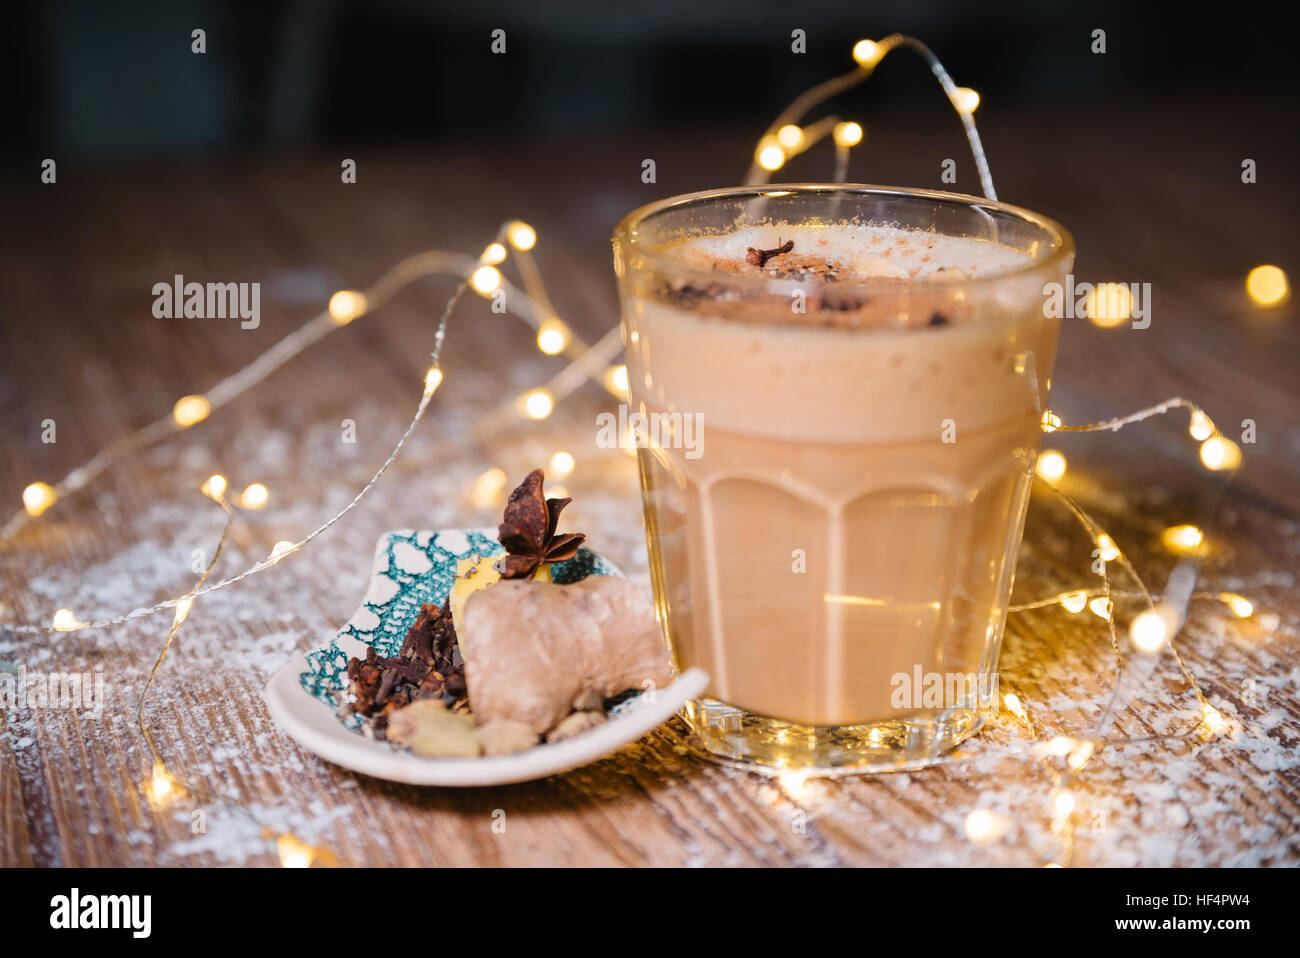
{"left": 612, "top": 185, "right": 1074, "bottom": 772}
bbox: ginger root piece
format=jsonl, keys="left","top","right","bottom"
{"left": 571, "top": 689, "right": 604, "bottom": 712}
{"left": 386, "top": 699, "right": 482, "bottom": 757}
{"left": 547, "top": 710, "right": 606, "bottom": 743}
{"left": 477, "top": 718, "right": 540, "bottom": 756}
{"left": 460, "top": 576, "right": 673, "bottom": 735}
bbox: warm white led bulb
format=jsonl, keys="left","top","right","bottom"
{"left": 1221, "top": 593, "right": 1253, "bottom": 618}
{"left": 172, "top": 395, "right": 211, "bottom": 428}
{"left": 201, "top": 474, "right": 227, "bottom": 500}
{"left": 508, "top": 222, "right": 537, "bottom": 251}
{"left": 1035, "top": 450, "right": 1067, "bottom": 483}
{"left": 239, "top": 483, "right": 269, "bottom": 510}
{"left": 1060, "top": 591, "right": 1089, "bottom": 614}
{"left": 758, "top": 145, "right": 785, "bottom": 171}
{"left": 523, "top": 390, "right": 553, "bottom": 420}
{"left": 953, "top": 87, "right": 980, "bottom": 113}
{"left": 1188, "top": 410, "right": 1214, "bottom": 441}
{"left": 833, "top": 121, "right": 863, "bottom": 147}
{"left": 852, "top": 39, "right": 883, "bottom": 67}
{"left": 777, "top": 124, "right": 804, "bottom": 149}
{"left": 51, "top": 608, "right": 82, "bottom": 632}
{"left": 328, "top": 290, "right": 367, "bottom": 324}
{"left": 1096, "top": 534, "right": 1121, "bottom": 562}
{"left": 1160, "top": 524, "right": 1204, "bottom": 555}
{"left": 1199, "top": 436, "right": 1242, "bottom": 471}
{"left": 22, "top": 481, "right": 57, "bottom": 517}
{"left": 605, "top": 364, "right": 629, "bottom": 396}
{"left": 549, "top": 451, "right": 575, "bottom": 477}
{"left": 1246, "top": 265, "right": 1287, "bottom": 306}
{"left": 1130, "top": 608, "right": 1170, "bottom": 653}
{"left": 536, "top": 318, "right": 569, "bottom": 355}
{"left": 470, "top": 265, "right": 501, "bottom": 295}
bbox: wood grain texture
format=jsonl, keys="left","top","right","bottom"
{"left": 1, "top": 101, "right": 1297, "bottom": 866}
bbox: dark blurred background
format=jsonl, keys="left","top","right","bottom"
{"left": 2, "top": 0, "right": 1297, "bottom": 514}
{"left": 3, "top": 0, "right": 1295, "bottom": 158}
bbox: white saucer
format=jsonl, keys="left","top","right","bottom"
{"left": 264, "top": 656, "right": 708, "bottom": 786}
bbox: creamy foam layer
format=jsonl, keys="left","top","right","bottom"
{"left": 624, "top": 224, "right": 1064, "bottom": 443}
{"left": 674, "top": 222, "right": 1032, "bottom": 282}
{"left": 640, "top": 223, "right": 1048, "bottom": 331}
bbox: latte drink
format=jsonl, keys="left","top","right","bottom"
{"left": 613, "top": 187, "right": 1073, "bottom": 771}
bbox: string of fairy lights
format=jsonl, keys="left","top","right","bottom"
{"left": 2, "top": 33, "right": 1291, "bottom": 866}
{"left": 4, "top": 226, "right": 634, "bottom": 633}
{"left": 743, "top": 34, "right": 992, "bottom": 197}
{"left": 4, "top": 217, "right": 637, "bottom": 864}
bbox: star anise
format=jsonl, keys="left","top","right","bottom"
{"left": 497, "top": 469, "right": 585, "bottom": 579}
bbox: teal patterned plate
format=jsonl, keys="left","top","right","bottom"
{"left": 263, "top": 529, "right": 709, "bottom": 786}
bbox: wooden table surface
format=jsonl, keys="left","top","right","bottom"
{"left": 2, "top": 98, "right": 1297, "bottom": 867}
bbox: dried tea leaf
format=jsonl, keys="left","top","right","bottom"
{"left": 346, "top": 596, "right": 468, "bottom": 726}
